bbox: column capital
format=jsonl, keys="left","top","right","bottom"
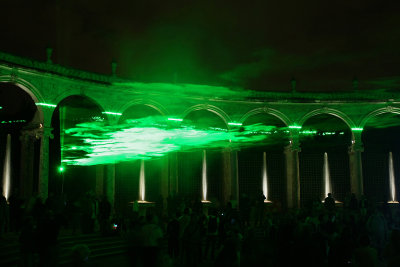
{"left": 284, "top": 140, "right": 301, "bottom": 153}
{"left": 222, "top": 145, "right": 240, "bottom": 153}
{"left": 349, "top": 141, "right": 364, "bottom": 153}
{"left": 37, "top": 125, "right": 54, "bottom": 139}
{"left": 20, "top": 125, "right": 53, "bottom": 140}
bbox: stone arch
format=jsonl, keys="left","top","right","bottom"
{"left": 0, "top": 75, "right": 45, "bottom": 103}
{"left": 359, "top": 106, "right": 400, "bottom": 129}
{"left": 0, "top": 75, "right": 45, "bottom": 124}
{"left": 299, "top": 108, "right": 355, "bottom": 130}
{"left": 240, "top": 107, "right": 291, "bottom": 126}
{"left": 53, "top": 94, "right": 107, "bottom": 132}
{"left": 299, "top": 108, "right": 356, "bottom": 142}
{"left": 298, "top": 109, "right": 354, "bottom": 206}
{"left": 182, "top": 104, "right": 230, "bottom": 129}
{"left": 119, "top": 99, "right": 168, "bottom": 116}
{"left": 56, "top": 94, "right": 105, "bottom": 115}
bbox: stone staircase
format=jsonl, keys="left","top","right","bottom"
{"left": 0, "top": 231, "right": 128, "bottom": 267}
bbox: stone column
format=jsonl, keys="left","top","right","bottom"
{"left": 160, "top": 156, "right": 169, "bottom": 204}
{"left": 19, "top": 131, "right": 35, "bottom": 199}
{"left": 284, "top": 135, "right": 301, "bottom": 209}
{"left": 221, "top": 149, "right": 239, "bottom": 207}
{"left": 349, "top": 133, "right": 364, "bottom": 198}
{"left": 95, "top": 165, "right": 104, "bottom": 197}
{"left": 168, "top": 152, "right": 179, "bottom": 195}
{"left": 38, "top": 126, "right": 53, "bottom": 201}
{"left": 105, "top": 164, "right": 116, "bottom": 208}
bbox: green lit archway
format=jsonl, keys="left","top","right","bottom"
{"left": 182, "top": 104, "right": 230, "bottom": 129}
{"left": 238, "top": 111, "right": 288, "bottom": 205}
{"left": 299, "top": 113, "right": 352, "bottom": 205}
{"left": 361, "top": 111, "right": 400, "bottom": 203}
{"left": 49, "top": 95, "right": 105, "bottom": 198}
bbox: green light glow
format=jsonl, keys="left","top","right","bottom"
{"left": 58, "top": 166, "right": 65, "bottom": 172}
{"left": 351, "top": 127, "right": 363, "bottom": 131}
{"left": 102, "top": 111, "right": 122, "bottom": 116}
{"left": 0, "top": 106, "right": 2, "bottom": 109}
{"left": 113, "top": 82, "right": 247, "bottom": 100}
{"left": 168, "top": 118, "right": 183, "bottom": 121}
{"left": 289, "top": 125, "right": 302, "bottom": 129}
{"left": 1, "top": 120, "right": 26, "bottom": 124}
{"left": 61, "top": 117, "right": 282, "bottom": 166}
{"left": 61, "top": 116, "right": 348, "bottom": 166}
{"left": 36, "top": 103, "right": 57, "bottom": 108}
{"left": 228, "top": 122, "right": 243, "bottom": 126}
{"left": 300, "top": 130, "right": 317, "bottom": 135}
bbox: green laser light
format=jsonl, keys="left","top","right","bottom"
{"left": 36, "top": 103, "right": 57, "bottom": 108}
{"left": 167, "top": 118, "right": 183, "bottom": 121}
{"left": 102, "top": 111, "right": 122, "bottom": 116}
{"left": 228, "top": 122, "right": 242, "bottom": 126}
{"left": 351, "top": 128, "right": 363, "bottom": 131}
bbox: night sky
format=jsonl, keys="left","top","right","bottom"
{"left": 1, "top": 0, "right": 399, "bottom": 92}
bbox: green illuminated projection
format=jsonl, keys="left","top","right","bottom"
{"left": 351, "top": 128, "right": 363, "bottom": 131}
{"left": 61, "top": 116, "right": 286, "bottom": 166}
{"left": 1, "top": 120, "right": 26, "bottom": 124}
{"left": 113, "top": 82, "right": 248, "bottom": 100}
{"left": 36, "top": 103, "right": 57, "bottom": 108}
{"left": 61, "top": 115, "right": 351, "bottom": 166}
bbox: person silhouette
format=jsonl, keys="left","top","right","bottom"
{"left": 324, "top": 193, "right": 335, "bottom": 211}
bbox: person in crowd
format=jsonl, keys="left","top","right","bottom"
{"left": 204, "top": 208, "right": 219, "bottom": 260}
{"left": 324, "top": 193, "right": 336, "bottom": 212}
{"left": 367, "top": 205, "right": 388, "bottom": 257}
{"left": 183, "top": 213, "right": 203, "bottom": 267}
{"left": 0, "top": 188, "right": 9, "bottom": 239}
{"left": 239, "top": 193, "right": 250, "bottom": 227}
{"left": 8, "top": 188, "right": 23, "bottom": 232}
{"left": 352, "top": 234, "right": 379, "bottom": 267}
{"left": 98, "top": 195, "right": 111, "bottom": 236}
{"left": 383, "top": 229, "right": 400, "bottom": 267}
{"left": 140, "top": 213, "right": 164, "bottom": 267}
{"left": 166, "top": 211, "right": 180, "bottom": 259}
{"left": 69, "top": 244, "right": 92, "bottom": 267}
{"left": 349, "top": 193, "right": 359, "bottom": 211}
{"left": 178, "top": 207, "right": 191, "bottom": 262}
{"left": 255, "top": 191, "right": 266, "bottom": 226}
{"left": 36, "top": 208, "right": 63, "bottom": 266}
{"left": 19, "top": 216, "right": 36, "bottom": 267}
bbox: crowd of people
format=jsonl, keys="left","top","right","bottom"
{"left": 1, "top": 188, "right": 400, "bottom": 267}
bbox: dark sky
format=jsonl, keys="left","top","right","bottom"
{"left": 1, "top": 0, "right": 399, "bottom": 92}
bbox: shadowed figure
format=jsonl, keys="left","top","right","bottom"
{"left": 324, "top": 193, "right": 335, "bottom": 212}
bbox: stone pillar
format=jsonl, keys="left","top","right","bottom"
{"left": 95, "top": 165, "right": 105, "bottom": 197}
{"left": 222, "top": 149, "right": 239, "bottom": 207}
{"left": 160, "top": 156, "right": 169, "bottom": 204}
{"left": 38, "top": 126, "right": 53, "bottom": 201}
{"left": 285, "top": 136, "right": 301, "bottom": 209}
{"left": 19, "top": 131, "right": 35, "bottom": 199}
{"left": 349, "top": 133, "right": 364, "bottom": 198}
{"left": 105, "top": 164, "right": 115, "bottom": 208}
{"left": 168, "top": 152, "right": 179, "bottom": 195}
